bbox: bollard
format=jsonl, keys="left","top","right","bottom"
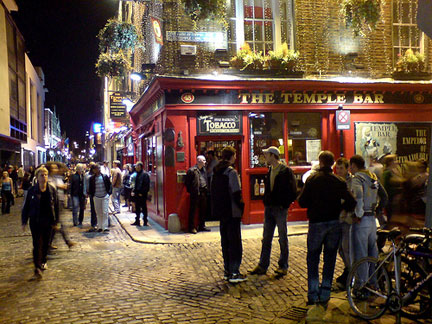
{"left": 168, "top": 213, "right": 181, "bottom": 233}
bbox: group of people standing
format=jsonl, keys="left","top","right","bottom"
{"left": 197, "top": 145, "right": 393, "bottom": 307}
{"left": 20, "top": 160, "right": 150, "bottom": 279}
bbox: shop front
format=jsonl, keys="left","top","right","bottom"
{"left": 129, "top": 76, "right": 432, "bottom": 230}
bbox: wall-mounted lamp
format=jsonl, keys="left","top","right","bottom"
{"left": 130, "top": 72, "right": 146, "bottom": 81}
{"left": 122, "top": 98, "right": 135, "bottom": 112}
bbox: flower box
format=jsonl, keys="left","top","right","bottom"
{"left": 392, "top": 72, "right": 431, "bottom": 81}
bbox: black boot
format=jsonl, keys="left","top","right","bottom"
{"left": 131, "top": 220, "right": 140, "bottom": 226}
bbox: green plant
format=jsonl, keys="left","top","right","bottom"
{"left": 182, "top": 0, "right": 227, "bottom": 24}
{"left": 395, "top": 49, "right": 425, "bottom": 73}
{"left": 96, "top": 51, "right": 131, "bottom": 78}
{"left": 229, "top": 43, "right": 266, "bottom": 71}
{"left": 341, "top": 0, "right": 381, "bottom": 36}
{"left": 266, "top": 43, "right": 300, "bottom": 72}
{"left": 97, "top": 18, "right": 140, "bottom": 52}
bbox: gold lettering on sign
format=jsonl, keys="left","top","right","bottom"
{"left": 374, "top": 94, "right": 384, "bottom": 103}
{"left": 327, "top": 94, "right": 337, "bottom": 104}
{"left": 353, "top": 94, "right": 364, "bottom": 103}
{"left": 337, "top": 94, "right": 347, "bottom": 103}
{"left": 293, "top": 93, "right": 303, "bottom": 103}
{"left": 364, "top": 94, "right": 374, "bottom": 103}
{"left": 303, "top": 93, "right": 317, "bottom": 103}
{"left": 281, "top": 93, "right": 291, "bottom": 103}
{"left": 251, "top": 93, "right": 263, "bottom": 104}
{"left": 264, "top": 93, "right": 275, "bottom": 103}
{"left": 316, "top": 93, "right": 327, "bottom": 103}
{"left": 239, "top": 93, "right": 250, "bottom": 104}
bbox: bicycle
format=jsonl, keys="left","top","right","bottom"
{"left": 346, "top": 227, "right": 432, "bottom": 320}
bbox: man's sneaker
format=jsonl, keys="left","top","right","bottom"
{"left": 274, "top": 267, "right": 288, "bottom": 276}
{"left": 131, "top": 221, "right": 140, "bottom": 226}
{"left": 223, "top": 272, "right": 230, "bottom": 280}
{"left": 249, "top": 265, "right": 267, "bottom": 275}
{"left": 88, "top": 227, "right": 97, "bottom": 232}
{"left": 41, "top": 263, "right": 48, "bottom": 270}
{"left": 228, "top": 273, "right": 248, "bottom": 283}
{"left": 34, "top": 268, "right": 43, "bottom": 279}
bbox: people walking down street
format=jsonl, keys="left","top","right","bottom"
{"left": 17, "top": 164, "right": 24, "bottom": 196}
{"left": 10, "top": 165, "right": 18, "bottom": 198}
{"left": 46, "top": 163, "right": 74, "bottom": 249}
{"left": 21, "top": 172, "right": 32, "bottom": 208}
{"left": 334, "top": 157, "right": 353, "bottom": 289}
{"left": 130, "top": 162, "right": 150, "bottom": 227}
{"left": 110, "top": 160, "right": 122, "bottom": 214}
{"left": 350, "top": 155, "right": 388, "bottom": 284}
{"left": 298, "top": 151, "right": 356, "bottom": 306}
{"left": 70, "top": 164, "right": 86, "bottom": 226}
{"left": 381, "top": 154, "right": 404, "bottom": 223}
{"left": 89, "top": 164, "right": 112, "bottom": 233}
{"left": 28, "top": 166, "right": 35, "bottom": 183}
{"left": 185, "top": 155, "right": 210, "bottom": 234}
{"left": 22, "top": 166, "right": 59, "bottom": 279}
{"left": 211, "top": 146, "right": 247, "bottom": 283}
{"left": 100, "top": 161, "right": 110, "bottom": 177}
{"left": 122, "top": 164, "right": 132, "bottom": 211}
{"left": 84, "top": 162, "right": 97, "bottom": 231}
{"left": 249, "top": 146, "right": 297, "bottom": 277}
{"left": 1, "top": 171, "right": 14, "bottom": 214}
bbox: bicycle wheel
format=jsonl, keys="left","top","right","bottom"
{"left": 346, "top": 257, "right": 391, "bottom": 320}
{"left": 399, "top": 257, "right": 432, "bottom": 318}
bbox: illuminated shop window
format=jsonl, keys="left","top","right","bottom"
{"left": 249, "top": 112, "right": 284, "bottom": 167}
{"left": 228, "top": 0, "right": 295, "bottom": 55}
{"left": 392, "top": 0, "right": 427, "bottom": 64}
{"left": 287, "top": 113, "right": 321, "bottom": 166}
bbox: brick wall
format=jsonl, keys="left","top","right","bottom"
{"left": 139, "top": 0, "right": 431, "bottom": 78}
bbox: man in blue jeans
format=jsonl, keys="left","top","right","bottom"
{"left": 349, "top": 155, "right": 388, "bottom": 285}
{"left": 249, "top": 146, "right": 297, "bottom": 277}
{"left": 298, "top": 151, "right": 356, "bottom": 306}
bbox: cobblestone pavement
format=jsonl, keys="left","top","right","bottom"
{"left": 0, "top": 198, "right": 423, "bottom": 324}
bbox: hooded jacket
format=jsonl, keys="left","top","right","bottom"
{"left": 211, "top": 161, "right": 244, "bottom": 220}
{"left": 351, "top": 170, "right": 388, "bottom": 218}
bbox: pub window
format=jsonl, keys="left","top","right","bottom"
{"left": 392, "top": 0, "right": 427, "bottom": 65}
{"left": 228, "top": 0, "right": 295, "bottom": 54}
{"left": 249, "top": 112, "right": 284, "bottom": 167}
{"left": 287, "top": 112, "right": 321, "bottom": 166}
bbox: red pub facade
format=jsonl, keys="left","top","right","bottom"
{"left": 129, "top": 75, "right": 432, "bottom": 229}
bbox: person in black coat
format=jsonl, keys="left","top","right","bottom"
{"left": 70, "top": 164, "right": 86, "bottom": 226}
{"left": 22, "top": 166, "right": 59, "bottom": 279}
{"left": 131, "top": 161, "right": 150, "bottom": 227}
{"left": 88, "top": 164, "right": 112, "bottom": 232}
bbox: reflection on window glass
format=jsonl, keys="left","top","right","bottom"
{"left": 250, "top": 112, "right": 284, "bottom": 167}
{"left": 287, "top": 113, "right": 322, "bottom": 166}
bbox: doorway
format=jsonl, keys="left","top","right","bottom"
{"left": 196, "top": 137, "right": 242, "bottom": 221}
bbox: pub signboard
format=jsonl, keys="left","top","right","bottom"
{"left": 110, "top": 92, "right": 126, "bottom": 119}
{"left": 197, "top": 113, "right": 242, "bottom": 135}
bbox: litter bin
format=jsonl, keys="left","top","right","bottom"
{"left": 168, "top": 213, "right": 181, "bottom": 233}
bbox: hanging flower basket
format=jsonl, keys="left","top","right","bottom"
{"left": 97, "top": 18, "right": 140, "bottom": 52}
{"left": 96, "top": 51, "right": 131, "bottom": 78}
{"left": 341, "top": 0, "right": 381, "bottom": 36}
{"left": 182, "top": 0, "right": 227, "bottom": 25}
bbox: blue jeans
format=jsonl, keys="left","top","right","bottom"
{"left": 307, "top": 220, "right": 341, "bottom": 303}
{"left": 72, "top": 196, "right": 85, "bottom": 225}
{"left": 352, "top": 216, "right": 378, "bottom": 284}
{"left": 258, "top": 206, "right": 289, "bottom": 270}
{"left": 111, "top": 187, "right": 121, "bottom": 213}
{"left": 339, "top": 222, "right": 352, "bottom": 269}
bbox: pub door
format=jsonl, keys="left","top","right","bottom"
{"left": 196, "top": 137, "right": 242, "bottom": 221}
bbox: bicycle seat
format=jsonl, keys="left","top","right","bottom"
{"left": 405, "top": 234, "right": 425, "bottom": 245}
{"left": 377, "top": 228, "right": 402, "bottom": 240}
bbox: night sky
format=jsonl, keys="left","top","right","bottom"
{"left": 12, "top": 0, "right": 118, "bottom": 142}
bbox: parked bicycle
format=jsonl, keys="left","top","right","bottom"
{"left": 346, "top": 227, "right": 432, "bottom": 320}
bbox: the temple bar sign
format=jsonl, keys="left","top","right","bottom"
{"left": 110, "top": 92, "right": 126, "bottom": 119}
{"left": 238, "top": 92, "right": 384, "bottom": 104}
{"left": 197, "top": 114, "right": 242, "bottom": 135}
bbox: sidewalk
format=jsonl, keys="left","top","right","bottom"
{"left": 113, "top": 205, "right": 309, "bottom": 244}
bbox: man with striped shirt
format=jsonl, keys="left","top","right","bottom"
{"left": 89, "top": 164, "right": 112, "bottom": 233}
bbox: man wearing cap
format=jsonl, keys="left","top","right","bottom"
{"left": 249, "top": 146, "right": 297, "bottom": 277}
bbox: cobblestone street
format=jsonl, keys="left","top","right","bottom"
{"left": 0, "top": 199, "right": 423, "bottom": 324}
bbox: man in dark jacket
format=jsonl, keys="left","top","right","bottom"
{"left": 298, "top": 151, "right": 356, "bottom": 306}
{"left": 131, "top": 161, "right": 150, "bottom": 227}
{"left": 22, "top": 166, "right": 59, "bottom": 278}
{"left": 211, "top": 146, "right": 247, "bottom": 283}
{"left": 250, "top": 146, "right": 297, "bottom": 277}
{"left": 70, "top": 163, "right": 86, "bottom": 226}
{"left": 185, "top": 155, "right": 210, "bottom": 234}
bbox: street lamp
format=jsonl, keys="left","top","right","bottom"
{"left": 122, "top": 98, "right": 135, "bottom": 112}
{"left": 130, "top": 72, "right": 145, "bottom": 81}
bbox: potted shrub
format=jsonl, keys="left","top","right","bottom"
{"left": 393, "top": 49, "right": 430, "bottom": 80}
{"left": 97, "top": 18, "right": 140, "bottom": 52}
{"left": 341, "top": 0, "right": 381, "bottom": 36}
{"left": 230, "top": 43, "right": 266, "bottom": 72}
{"left": 96, "top": 51, "right": 131, "bottom": 78}
{"left": 266, "top": 43, "right": 302, "bottom": 76}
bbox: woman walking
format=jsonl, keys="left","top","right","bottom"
{"left": 1, "top": 171, "right": 14, "bottom": 214}
{"left": 22, "top": 166, "right": 59, "bottom": 279}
